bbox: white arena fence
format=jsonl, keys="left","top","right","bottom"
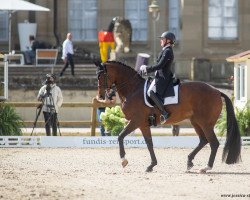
{"left": 0, "top": 136, "right": 249, "bottom": 148}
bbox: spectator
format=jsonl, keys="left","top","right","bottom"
{"left": 96, "top": 87, "right": 116, "bottom": 136}
{"left": 60, "top": 33, "right": 75, "bottom": 77}
{"left": 24, "top": 35, "right": 40, "bottom": 64}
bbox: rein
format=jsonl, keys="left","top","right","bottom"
{"left": 114, "top": 73, "right": 139, "bottom": 92}
{"left": 98, "top": 64, "right": 140, "bottom": 93}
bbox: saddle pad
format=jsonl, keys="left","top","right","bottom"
{"left": 144, "top": 80, "right": 179, "bottom": 107}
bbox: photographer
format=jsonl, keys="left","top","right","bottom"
{"left": 37, "top": 74, "right": 63, "bottom": 136}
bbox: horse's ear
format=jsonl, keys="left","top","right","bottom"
{"left": 94, "top": 59, "right": 106, "bottom": 76}
{"left": 93, "top": 59, "right": 101, "bottom": 67}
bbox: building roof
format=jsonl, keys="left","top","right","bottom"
{"left": 226, "top": 50, "right": 250, "bottom": 62}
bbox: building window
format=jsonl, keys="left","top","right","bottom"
{"left": 68, "top": 0, "right": 97, "bottom": 41}
{"left": 169, "top": 0, "right": 180, "bottom": 41}
{"left": 235, "top": 64, "right": 245, "bottom": 101}
{"left": 208, "top": 0, "right": 238, "bottom": 40}
{"left": 0, "top": 11, "right": 8, "bottom": 41}
{"left": 125, "top": 0, "right": 148, "bottom": 41}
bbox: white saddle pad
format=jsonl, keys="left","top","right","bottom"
{"left": 144, "top": 80, "right": 179, "bottom": 107}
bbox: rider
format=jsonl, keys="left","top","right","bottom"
{"left": 140, "top": 31, "right": 175, "bottom": 124}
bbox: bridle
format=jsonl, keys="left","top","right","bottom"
{"left": 97, "top": 63, "right": 140, "bottom": 95}
{"left": 97, "top": 65, "right": 111, "bottom": 90}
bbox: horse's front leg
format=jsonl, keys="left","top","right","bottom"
{"left": 140, "top": 126, "right": 157, "bottom": 172}
{"left": 118, "top": 121, "right": 137, "bottom": 168}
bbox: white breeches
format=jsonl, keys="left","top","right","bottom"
{"left": 147, "top": 79, "right": 156, "bottom": 96}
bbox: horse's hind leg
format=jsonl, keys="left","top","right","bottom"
{"left": 187, "top": 136, "right": 208, "bottom": 171}
{"left": 118, "top": 121, "right": 137, "bottom": 168}
{"left": 187, "top": 121, "right": 208, "bottom": 171}
{"left": 140, "top": 127, "right": 157, "bottom": 172}
{"left": 199, "top": 128, "right": 219, "bottom": 173}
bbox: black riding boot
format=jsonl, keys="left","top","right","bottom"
{"left": 149, "top": 91, "right": 169, "bottom": 124}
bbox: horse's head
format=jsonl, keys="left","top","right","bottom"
{"left": 94, "top": 60, "right": 114, "bottom": 99}
{"left": 94, "top": 60, "right": 144, "bottom": 99}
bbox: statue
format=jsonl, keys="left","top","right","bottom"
{"left": 108, "top": 17, "right": 132, "bottom": 53}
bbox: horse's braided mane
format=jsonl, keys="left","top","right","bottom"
{"left": 106, "top": 60, "right": 132, "bottom": 69}
{"left": 106, "top": 60, "right": 144, "bottom": 80}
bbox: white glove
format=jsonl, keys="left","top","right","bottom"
{"left": 140, "top": 65, "right": 147, "bottom": 75}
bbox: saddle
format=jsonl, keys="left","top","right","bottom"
{"left": 144, "top": 77, "right": 180, "bottom": 108}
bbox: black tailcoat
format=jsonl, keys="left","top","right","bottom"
{"left": 146, "top": 46, "right": 174, "bottom": 97}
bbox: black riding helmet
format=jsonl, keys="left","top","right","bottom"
{"left": 158, "top": 31, "right": 176, "bottom": 45}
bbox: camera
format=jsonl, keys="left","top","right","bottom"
{"left": 45, "top": 74, "right": 54, "bottom": 85}
{"left": 45, "top": 84, "right": 51, "bottom": 94}
{"left": 39, "top": 73, "right": 56, "bottom": 99}
{"left": 43, "top": 73, "right": 56, "bottom": 86}
{"left": 45, "top": 77, "right": 53, "bottom": 85}
{"left": 45, "top": 73, "right": 55, "bottom": 84}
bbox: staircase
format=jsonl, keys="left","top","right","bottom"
{"left": 8, "top": 49, "right": 138, "bottom": 90}
{"left": 8, "top": 64, "right": 98, "bottom": 90}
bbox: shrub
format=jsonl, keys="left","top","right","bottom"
{"left": 235, "top": 103, "right": 250, "bottom": 136}
{"left": 0, "top": 102, "right": 24, "bottom": 136}
{"left": 100, "top": 106, "right": 127, "bottom": 136}
{"left": 216, "top": 105, "right": 227, "bottom": 136}
{"left": 216, "top": 102, "right": 250, "bottom": 136}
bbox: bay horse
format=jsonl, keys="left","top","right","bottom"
{"left": 95, "top": 61, "right": 241, "bottom": 173}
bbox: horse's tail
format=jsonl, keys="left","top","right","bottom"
{"left": 220, "top": 92, "right": 241, "bottom": 164}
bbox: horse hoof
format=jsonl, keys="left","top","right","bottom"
{"left": 198, "top": 168, "right": 207, "bottom": 174}
{"left": 146, "top": 167, "right": 153, "bottom": 172}
{"left": 198, "top": 166, "right": 212, "bottom": 174}
{"left": 187, "top": 161, "right": 194, "bottom": 171}
{"left": 121, "top": 159, "right": 128, "bottom": 168}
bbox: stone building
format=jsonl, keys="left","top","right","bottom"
{"left": 1, "top": 0, "right": 250, "bottom": 81}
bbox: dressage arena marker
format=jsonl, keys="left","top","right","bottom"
{"left": 0, "top": 136, "right": 249, "bottom": 148}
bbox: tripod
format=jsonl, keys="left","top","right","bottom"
{"left": 31, "top": 87, "right": 61, "bottom": 136}
{"left": 30, "top": 102, "right": 43, "bottom": 136}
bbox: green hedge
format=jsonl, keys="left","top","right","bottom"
{"left": 216, "top": 102, "right": 250, "bottom": 136}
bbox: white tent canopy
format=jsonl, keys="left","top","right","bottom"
{"left": 0, "top": 0, "right": 50, "bottom": 11}
{"left": 0, "top": 0, "right": 50, "bottom": 52}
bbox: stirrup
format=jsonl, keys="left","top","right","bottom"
{"left": 160, "top": 113, "right": 169, "bottom": 124}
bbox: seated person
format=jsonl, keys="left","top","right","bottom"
{"left": 24, "top": 35, "right": 40, "bottom": 64}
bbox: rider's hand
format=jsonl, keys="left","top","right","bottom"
{"left": 140, "top": 65, "right": 147, "bottom": 75}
